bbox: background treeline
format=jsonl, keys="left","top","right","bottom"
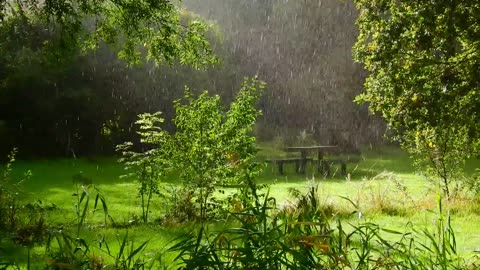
{"left": 0, "top": 0, "right": 385, "bottom": 159}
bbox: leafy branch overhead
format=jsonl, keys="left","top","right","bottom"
{"left": 0, "top": 0, "right": 217, "bottom": 66}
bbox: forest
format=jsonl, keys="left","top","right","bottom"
{"left": 0, "top": 0, "right": 479, "bottom": 269}
{"left": 0, "top": 0, "right": 383, "bottom": 159}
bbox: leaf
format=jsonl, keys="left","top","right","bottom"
{"left": 126, "top": 240, "right": 149, "bottom": 262}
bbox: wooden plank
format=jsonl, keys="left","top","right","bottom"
{"left": 266, "top": 158, "right": 312, "bottom": 162}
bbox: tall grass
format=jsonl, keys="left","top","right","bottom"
{"left": 168, "top": 181, "right": 478, "bottom": 269}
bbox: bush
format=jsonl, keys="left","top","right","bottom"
{"left": 118, "top": 77, "right": 264, "bottom": 222}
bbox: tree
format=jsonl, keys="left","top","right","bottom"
{"left": 353, "top": 0, "right": 480, "bottom": 195}
{"left": 0, "top": 0, "right": 216, "bottom": 67}
{"left": 0, "top": 0, "right": 218, "bottom": 157}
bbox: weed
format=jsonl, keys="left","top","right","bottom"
{"left": 168, "top": 177, "right": 478, "bottom": 269}
{"left": 72, "top": 184, "right": 112, "bottom": 235}
{"left": 43, "top": 185, "right": 152, "bottom": 269}
{"left": 72, "top": 172, "right": 93, "bottom": 186}
{"left": 44, "top": 229, "right": 92, "bottom": 269}
{"left": 160, "top": 185, "right": 198, "bottom": 224}
{"left": 356, "top": 171, "right": 414, "bottom": 216}
{"left": 97, "top": 231, "right": 150, "bottom": 269}
{"left": 169, "top": 180, "right": 337, "bottom": 269}
{"left": 0, "top": 148, "right": 31, "bottom": 231}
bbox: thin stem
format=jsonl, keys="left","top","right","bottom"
{"left": 141, "top": 163, "right": 146, "bottom": 223}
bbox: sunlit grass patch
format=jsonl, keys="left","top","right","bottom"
{"left": 4, "top": 146, "right": 480, "bottom": 267}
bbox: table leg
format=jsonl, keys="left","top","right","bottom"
{"left": 300, "top": 150, "right": 307, "bottom": 174}
{"left": 317, "top": 150, "right": 324, "bottom": 175}
{"left": 278, "top": 161, "right": 284, "bottom": 175}
{"left": 341, "top": 162, "right": 347, "bottom": 176}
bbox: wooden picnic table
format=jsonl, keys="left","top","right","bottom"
{"left": 283, "top": 145, "right": 337, "bottom": 174}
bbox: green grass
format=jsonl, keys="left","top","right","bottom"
{"left": 260, "top": 144, "right": 480, "bottom": 256}
{"left": 4, "top": 146, "right": 480, "bottom": 267}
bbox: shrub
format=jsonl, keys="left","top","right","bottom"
{"left": 170, "top": 77, "right": 264, "bottom": 220}
{"left": 117, "top": 112, "right": 170, "bottom": 224}
{"left": 0, "top": 148, "right": 31, "bottom": 231}
{"left": 118, "top": 77, "right": 264, "bottom": 222}
{"left": 356, "top": 171, "right": 414, "bottom": 216}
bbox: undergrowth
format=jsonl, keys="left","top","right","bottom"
{"left": 1, "top": 159, "right": 480, "bottom": 269}
{"left": 168, "top": 179, "right": 478, "bottom": 269}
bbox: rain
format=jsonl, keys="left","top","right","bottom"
{"left": 176, "top": 0, "right": 384, "bottom": 149}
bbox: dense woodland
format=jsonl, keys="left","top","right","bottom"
{"left": 0, "top": 0, "right": 384, "bottom": 159}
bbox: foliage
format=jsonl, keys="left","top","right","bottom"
{"left": 2, "top": 148, "right": 480, "bottom": 268}
{"left": 0, "top": 163, "right": 153, "bottom": 269}
{"left": 356, "top": 172, "right": 413, "bottom": 216}
{"left": 169, "top": 182, "right": 474, "bottom": 270}
{"left": 0, "top": 149, "right": 47, "bottom": 269}
{"left": 117, "top": 112, "right": 171, "bottom": 223}
{"left": 0, "top": 12, "right": 124, "bottom": 158}
{"left": 461, "top": 169, "right": 480, "bottom": 198}
{"left": 118, "top": 77, "right": 264, "bottom": 222}
{"left": 159, "top": 184, "right": 198, "bottom": 224}
{"left": 98, "top": 232, "right": 150, "bottom": 270}
{"left": 171, "top": 77, "right": 264, "bottom": 220}
{"left": 46, "top": 230, "right": 150, "bottom": 269}
{"left": 72, "top": 183, "right": 112, "bottom": 235}
{"left": 0, "top": 0, "right": 385, "bottom": 159}
{"left": 0, "top": 148, "right": 31, "bottom": 231}
{"left": 44, "top": 200, "right": 150, "bottom": 270}
{"left": 169, "top": 179, "right": 294, "bottom": 269}
{"left": 0, "top": 0, "right": 219, "bottom": 159}
{"left": 0, "top": 0, "right": 217, "bottom": 67}
{"left": 353, "top": 0, "right": 480, "bottom": 196}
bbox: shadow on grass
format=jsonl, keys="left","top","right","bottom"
{"left": 10, "top": 157, "right": 133, "bottom": 193}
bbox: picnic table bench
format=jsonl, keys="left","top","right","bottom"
{"left": 266, "top": 157, "right": 313, "bottom": 175}
{"left": 318, "top": 156, "right": 361, "bottom": 176}
{"left": 267, "top": 145, "right": 360, "bottom": 176}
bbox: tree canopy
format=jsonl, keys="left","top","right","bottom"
{"left": 0, "top": 0, "right": 218, "bottom": 158}
{"left": 353, "top": 0, "right": 480, "bottom": 192}
{"left": 0, "top": 0, "right": 216, "bottom": 66}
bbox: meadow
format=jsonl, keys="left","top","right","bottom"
{"left": 2, "top": 144, "right": 480, "bottom": 269}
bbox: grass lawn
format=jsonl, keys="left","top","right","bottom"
{"left": 4, "top": 145, "right": 480, "bottom": 267}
